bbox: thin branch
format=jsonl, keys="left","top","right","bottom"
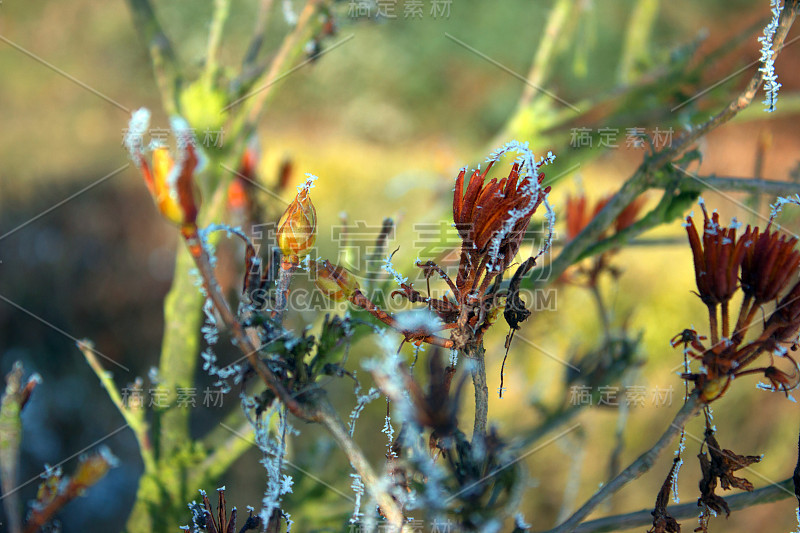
{"left": 79, "top": 340, "right": 156, "bottom": 472}
{"left": 572, "top": 477, "right": 794, "bottom": 533}
{"left": 240, "top": 0, "right": 324, "bottom": 130}
{"left": 617, "top": 0, "right": 660, "bottom": 84}
{"left": 315, "top": 400, "right": 406, "bottom": 530}
{"left": 676, "top": 174, "right": 800, "bottom": 196}
{"left": 205, "top": 0, "right": 231, "bottom": 78}
{"left": 349, "top": 289, "right": 454, "bottom": 348}
{"left": 125, "top": 0, "right": 181, "bottom": 115}
{"left": 243, "top": 0, "right": 277, "bottom": 67}
{"left": 518, "top": 0, "right": 573, "bottom": 108}
{"left": 542, "top": 392, "right": 702, "bottom": 533}
{"left": 181, "top": 226, "right": 310, "bottom": 420}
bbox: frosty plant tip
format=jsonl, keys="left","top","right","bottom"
{"left": 276, "top": 174, "right": 318, "bottom": 264}
{"left": 125, "top": 108, "right": 204, "bottom": 229}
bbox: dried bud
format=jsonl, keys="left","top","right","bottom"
{"left": 314, "top": 259, "right": 359, "bottom": 301}
{"left": 71, "top": 446, "right": 118, "bottom": 491}
{"left": 277, "top": 176, "right": 317, "bottom": 260}
{"left": 126, "top": 110, "right": 201, "bottom": 227}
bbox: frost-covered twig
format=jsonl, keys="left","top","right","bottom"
{"left": 759, "top": 0, "right": 784, "bottom": 111}
{"left": 315, "top": 400, "right": 405, "bottom": 531}
{"left": 182, "top": 225, "right": 311, "bottom": 419}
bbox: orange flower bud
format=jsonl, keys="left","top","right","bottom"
{"left": 126, "top": 110, "right": 201, "bottom": 227}
{"left": 314, "top": 259, "right": 359, "bottom": 301}
{"left": 277, "top": 176, "right": 317, "bottom": 260}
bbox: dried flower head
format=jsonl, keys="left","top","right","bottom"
{"left": 685, "top": 202, "right": 747, "bottom": 307}
{"left": 740, "top": 223, "right": 800, "bottom": 305}
{"left": 453, "top": 159, "right": 549, "bottom": 274}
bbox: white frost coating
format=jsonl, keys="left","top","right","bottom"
{"left": 97, "top": 445, "right": 120, "bottom": 468}
{"left": 167, "top": 116, "right": 205, "bottom": 189}
{"left": 483, "top": 141, "right": 556, "bottom": 271}
{"left": 793, "top": 505, "right": 800, "bottom": 533}
{"left": 201, "top": 298, "right": 220, "bottom": 346}
{"left": 395, "top": 308, "right": 443, "bottom": 334}
{"left": 672, "top": 457, "right": 683, "bottom": 504}
{"left": 514, "top": 512, "right": 532, "bottom": 530}
{"left": 382, "top": 406, "right": 395, "bottom": 457}
{"left": 770, "top": 194, "right": 800, "bottom": 221}
{"left": 147, "top": 366, "right": 161, "bottom": 384}
{"left": 349, "top": 473, "right": 366, "bottom": 523}
{"left": 124, "top": 108, "right": 151, "bottom": 163}
{"left": 347, "top": 386, "right": 381, "bottom": 436}
{"left": 282, "top": 0, "right": 298, "bottom": 25}
{"left": 481, "top": 519, "right": 502, "bottom": 533}
{"left": 242, "top": 401, "right": 294, "bottom": 525}
{"left": 362, "top": 343, "right": 448, "bottom": 513}
{"left": 280, "top": 475, "right": 294, "bottom": 494}
{"left": 449, "top": 348, "right": 459, "bottom": 367}
{"left": 298, "top": 172, "right": 318, "bottom": 194}
{"left": 758, "top": 0, "right": 784, "bottom": 112}
{"left": 382, "top": 254, "right": 408, "bottom": 285}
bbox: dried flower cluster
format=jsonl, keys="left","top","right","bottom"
{"left": 679, "top": 201, "right": 800, "bottom": 401}
{"left": 392, "top": 143, "right": 556, "bottom": 349}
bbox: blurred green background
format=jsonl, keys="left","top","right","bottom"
{"left": 1, "top": 0, "right": 799, "bottom": 531}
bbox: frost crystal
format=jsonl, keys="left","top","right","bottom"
{"left": 382, "top": 408, "right": 395, "bottom": 457}
{"left": 758, "top": 0, "right": 784, "bottom": 112}
{"left": 395, "top": 309, "right": 443, "bottom": 334}
{"left": 449, "top": 348, "right": 459, "bottom": 367}
{"left": 671, "top": 457, "right": 683, "bottom": 504}
{"left": 243, "top": 401, "right": 294, "bottom": 525}
{"left": 483, "top": 140, "right": 556, "bottom": 271}
{"left": 514, "top": 512, "right": 532, "bottom": 530}
{"left": 282, "top": 0, "right": 298, "bottom": 25}
{"left": 382, "top": 254, "right": 408, "bottom": 285}
{"left": 350, "top": 473, "right": 366, "bottom": 523}
{"left": 280, "top": 475, "right": 294, "bottom": 494}
{"left": 770, "top": 194, "right": 800, "bottom": 221}
{"left": 348, "top": 386, "right": 380, "bottom": 436}
{"left": 124, "top": 108, "right": 151, "bottom": 162}
{"left": 298, "top": 172, "right": 318, "bottom": 193}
